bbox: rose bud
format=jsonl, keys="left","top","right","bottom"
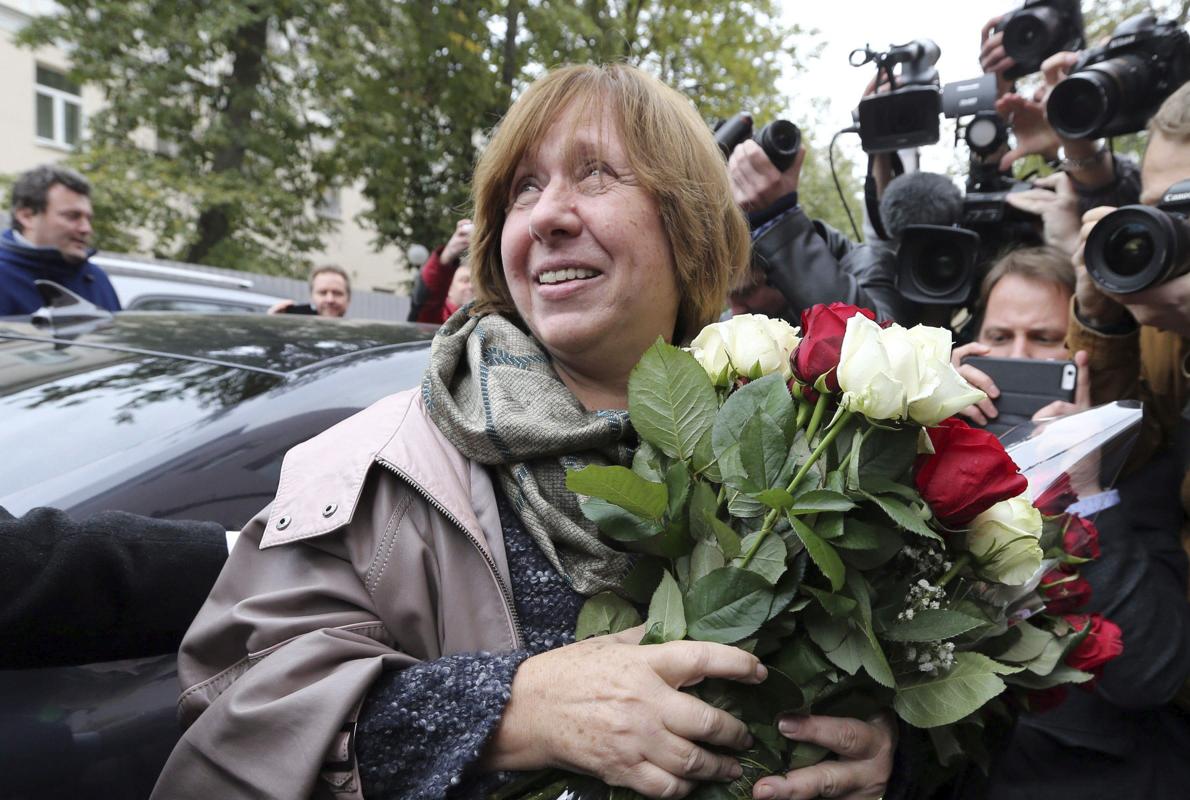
{"left": 1064, "top": 613, "right": 1124, "bottom": 685}
{"left": 914, "top": 418, "right": 1029, "bottom": 528}
{"left": 791, "top": 302, "right": 876, "bottom": 392}
{"left": 1034, "top": 472, "right": 1078, "bottom": 516}
{"left": 1040, "top": 567, "right": 1092, "bottom": 614}
{"left": 1063, "top": 514, "right": 1101, "bottom": 560}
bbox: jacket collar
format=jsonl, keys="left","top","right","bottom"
{"left": 259, "top": 389, "right": 490, "bottom": 554}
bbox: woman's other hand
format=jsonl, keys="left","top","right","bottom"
{"left": 485, "top": 626, "right": 766, "bottom": 797}
{"left": 751, "top": 712, "right": 895, "bottom": 800}
{"left": 951, "top": 342, "right": 1000, "bottom": 426}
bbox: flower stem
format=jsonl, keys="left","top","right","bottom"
{"left": 803, "top": 395, "right": 828, "bottom": 442}
{"left": 938, "top": 552, "right": 972, "bottom": 588}
{"left": 795, "top": 399, "right": 811, "bottom": 430}
{"left": 740, "top": 408, "right": 855, "bottom": 568}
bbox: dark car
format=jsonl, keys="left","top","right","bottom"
{"left": 0, "top": 310, "right": 434, "bottom": 799}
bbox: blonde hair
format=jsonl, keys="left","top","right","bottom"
{"left": 469, "top": 63, "right": 749, "bottom": 342}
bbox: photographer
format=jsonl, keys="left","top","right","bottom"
{"left": 728, "top": 138, "right": 950, "bottom": 326}
{"left": 1068, "top": 81, "right": 1190, "bottom": 498}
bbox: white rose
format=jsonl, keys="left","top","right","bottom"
{"left": 905, "top": 325, "right": 986, "bottom": 426}
{"left": 689, "top": 324, "right": 733, "bottom": 387}
{"left": 963, "top": 496, "right": 1044, "bottom": 586}
{"left": 837, "top": 315, "right": 913, "bottom": 421}
{"left": 689, "top": 314, "right": 800, "bottom": 385}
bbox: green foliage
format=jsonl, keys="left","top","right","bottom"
{"left": 629, "top": 339, "right": 719, "bottom": 461}
{"left": 575, "top": 591, "right": 641, "bottom": 639}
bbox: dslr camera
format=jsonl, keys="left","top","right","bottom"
{"left": 852, "top": 39, "right": 942, "bottom": 153}
{"left": 1084, "top": 178, "right": 1190, "bottom": 293}
{"left": 1047, "top": 14, "right": 1190, "bottom": 140}
{"left": 714, "top": 113, "right": 801, "bottom": 171}
{"left": 994, "top": 0, "right": 1085, "bottom": 80}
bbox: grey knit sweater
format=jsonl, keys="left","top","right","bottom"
{"left": 355, "top": 489, "right": 586, "bottom": 798}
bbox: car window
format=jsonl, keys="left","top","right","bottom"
{"left": 130, "top": 297, "right": 260, "bottom": 313}
{"left": 0, "top": 347, "right": 278, "bottom": 498}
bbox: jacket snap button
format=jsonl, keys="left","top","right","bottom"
{"left": 276, "top": 515, "right": 291, "bottom": 530}
{"left": 322, "top": 503, "right": 338, "bottom": 518}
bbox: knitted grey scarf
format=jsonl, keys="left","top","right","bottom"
{"left": 422, "top": 310, "right": 634, "bottom": 596}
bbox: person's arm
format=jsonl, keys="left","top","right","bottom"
{"left": 0, "top": 506, "right": 227, "bottom": 668}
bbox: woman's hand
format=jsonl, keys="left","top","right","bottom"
{"left": 751, "top": 712, "right": 896, "bottom": 800}
{"left": 951, "top": 342, "right": 1000, "bottom": 427}
{"left": 485, "top": 626, "right": 766, "bottom": 797}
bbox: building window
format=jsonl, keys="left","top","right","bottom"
{"left": 36, "top": 66, "right": 82, "bottom": 149}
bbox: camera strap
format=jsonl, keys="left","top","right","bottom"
{"left": 865, "top": 152, "right": 905, "bottom": 241}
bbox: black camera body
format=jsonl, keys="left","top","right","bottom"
{"left": 994, "top": 0, "right": 1085, "bottom": 80}
{"left": 1047, "top": 14, "right": 1190, "bottom": 140}
{"left": 1085, "top": 178, "right": 1190, "bottom": 293}
{"left": 714, "top": 113, "right": 802, "bottom": 172}
{"left": 853, "top": 39, "right": 942, "bottom": 154}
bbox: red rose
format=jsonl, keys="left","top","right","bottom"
{"left": 914, "top": 417, "right": 1029, "bottom": 527}
{"left": 1064, "top": 613, "right": 1124, "bottom": 679}
{"left": 791, "top": 303, "right": 878, "bottom": 393}
{"left": 1063, "top": 514, "right": 1101, "bottom": 560}
{"left": 1034, "top": 472, "right": 1078, "bottom": 515}
{"left": 1041, "top": 567, "right": 1092, "bottom": 614}
{"left": 1025, "top": 686, "right": 1069, "bottom": 713}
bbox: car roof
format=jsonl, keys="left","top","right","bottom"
{"left": 0, "top": 311, "right": 436, "bottom": 374}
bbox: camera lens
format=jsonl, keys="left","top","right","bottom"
{"left": 1003, "top": 8, "right": 1061, "bottom": 63}
{"left": 915, "top": 242, "right": 966, "bottom": 297}
{"left": 1085, "top": 206, "right": 1190, "bottom": 292}
{"left": 1048, "top": 54, "right": 1148, "bottom": 139}
{"left": 755, "top": 120, "right": 801, "bottom": 172}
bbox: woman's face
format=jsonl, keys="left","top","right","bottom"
{"left": 500, "top": 103, "right": 680, "bottom": 383}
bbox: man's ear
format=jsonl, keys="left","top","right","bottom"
{"left": 12, "top": 206, "right": 37, "bottom": 232}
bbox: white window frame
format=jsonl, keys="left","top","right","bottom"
{"left": 35, "top": 68, "right": 83, "bottom": 151}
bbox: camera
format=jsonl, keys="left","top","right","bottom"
{"left": 896, "top": 224, "right": 982, "bottom": 305}
{"left": 1047, "top": 14, "right": 1190, "bottom": 140}
{"left": 852, "top": 39, "right": 942, "bottom": 153}
{"left": 714, "top": 113, "right": 802, "bottom": 171}
{"left": 994, "top": 0, "right": 1085, "bottom": 80}
{"left": 1084, "top": 178, "right": 1190, "bottom": 293}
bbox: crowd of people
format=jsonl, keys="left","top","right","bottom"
{"left": 1, "top": 7, "right": 1190, "bottom": 800}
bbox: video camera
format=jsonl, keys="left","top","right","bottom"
{"left": 994, "top": 0, "right": 1085, "bottom": 80}
{"left": 851, "top": 39, "right": 942, "bottom": 154}
{"left": 1047, "top": 14, "right": 1190, "bottom": 140}
{"left": 1084, "top": 178, "right": 1190, "bottom": 294}
{"left": 714, "top": 113, "right": 802, "bottom": 171}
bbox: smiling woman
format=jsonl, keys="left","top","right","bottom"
{"left": 153, "top": 64, "right": 896, "bottom": 800}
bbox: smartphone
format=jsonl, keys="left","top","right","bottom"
{"left": 281, "top": 303, "right": 318, "bottom": 316}
{"left": 960, "top": 356, "right": 1077, "bottom": 420}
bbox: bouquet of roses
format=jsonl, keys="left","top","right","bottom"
{"left": 499, "top": 304, "right": 1136, "bottom": 800}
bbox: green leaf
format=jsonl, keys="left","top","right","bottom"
{"left": 567, "top": 465, "right": 667, "bottom": 520}
{"left": 805, "top": 585, "right": 857, "bottom": 617}
{"left": 856, "top": 426, "right": 920, "bottom": 484}
{"left": 846, "top": 427, "right": 866, "bottom": 491}
{"left": 817, "top": 512, "right": 845, "bottom": 540}
{"left": 789, "top": 489, "right": 857, "bottom": 514}
{"left": 987, "top": 621, "right": 1053, "bottom": 664}
{"left": 632, "top": 440, "right": 666, "bottom": 484}
{"left": 860, "top": 491, "right": 941, "bottom": 541}
{"left": 728, "top": 490, "right": 767, "bottom": 519}
{"left": 620, "top": 557, "right": 665, "bottom": 604}
{"left": 665, "top": 462, "right": 692, "bottom": 521}
{"left": 712, "top": 374, "right": 795, "bottom": 490}
{"left": 692, "top": 427, "right": 722, "bottom": 483}
{"left": 732, "top": 531, "right": 787, "bottom": 585}
{"left": 575, "top": 592, "right": 642, "bottom": 640}
{"left": 1006, "top": 663, "right": 1093, "bottom": 690}
{"left": 581, "top": 498, "right": 662, "bottom": 542}
{"left": 708, "top": 514, "right": 742, "bottom": 559}
{"left": 789, "top": 515, "right": 845, "bottom": 591}
{"left": 644, "top": 570, "right": 686, "bottom": 643}
{"left": 894, "top": 652, "right": 1010, "bottom": 728}
{"left": 861, "top": 475, "right": 921, "bottom": 502}
{"left": 685, "top": 567, "right": 774, "bottom": 644}
{"left": 688, "top": 481, "right": 720, "bottom": 544}
{"left": 881, "top": 609, "right": 990, "bottom": 642}
{"left": 767, "top": 563, "right": 804, "bottom": 621}
{"left": 754, "top": 488, "right": 796, "bottom": 510}
{"left": 690, "top": 539, "right": 726, "bottom": 584}
{"left": 628, "top": 338, "right": 718, "bottom": 460}
{"left": 805, "top": 607, "right": 850, "bottom": 652}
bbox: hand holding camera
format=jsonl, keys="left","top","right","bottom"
{"left": 1004, "top": 172, "right": 1081, "bottom": 254}
{"left": 441, "top": 218, "right": 473, "bottom": 268}
{"left": 727, "top": 139, "right": 805, "bottom": 213}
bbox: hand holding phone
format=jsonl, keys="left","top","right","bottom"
{"left": 951, "top": 344, "right": 1090, "bottom": 431}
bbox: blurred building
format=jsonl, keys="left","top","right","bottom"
{"left": 0, "top": 0, "right": 411, "bottom": 296}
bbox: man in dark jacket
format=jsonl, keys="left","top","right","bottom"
{"left": 0, "top": 164, "right": 119, "bottom": 316}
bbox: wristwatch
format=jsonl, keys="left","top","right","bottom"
{"left": 1056, "top": 144, "right": 1109, "bottom": 171}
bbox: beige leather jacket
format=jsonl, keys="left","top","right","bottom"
{"left": 151, "top": 389, "right": 524, "bottom": 799}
